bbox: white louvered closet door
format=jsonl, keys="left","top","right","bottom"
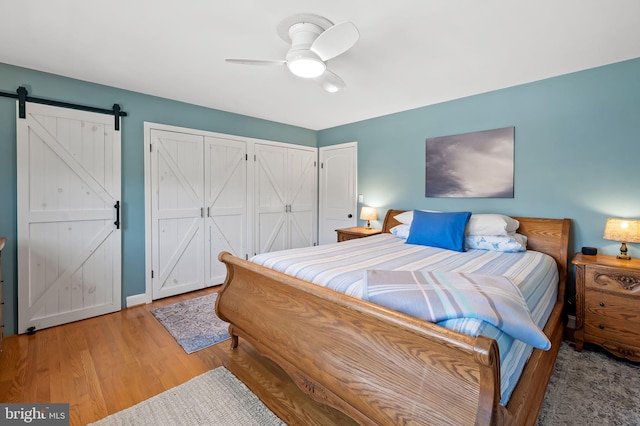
{"left": 17, "top": 103, "right": 122, "bottom": 333}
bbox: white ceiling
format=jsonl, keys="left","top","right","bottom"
{"left": 1, "top": 0, "right": 639, "bottom": 130}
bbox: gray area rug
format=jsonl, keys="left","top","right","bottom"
{"left": 88, "top": 367, "right": 285, "bottom": 426}
{"left": 537, "top": 341, "right": 640, "bottom": 425}
{"left": 151, "top": 293, "right": 230, "bottom": 354}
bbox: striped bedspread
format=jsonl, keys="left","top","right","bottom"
{"left": 363, "top": 269, "right": 550, "bottom": 349}
{"left": 250, "top": 233, "right": 559, "bottom": 404}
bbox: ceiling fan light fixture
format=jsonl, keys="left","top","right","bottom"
{"left": 287, "top": 52, "right": 326, "bottom": 78}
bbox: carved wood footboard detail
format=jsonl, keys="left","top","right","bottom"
{"left": 215, "top": 251, "right": 502, "bottom": 425}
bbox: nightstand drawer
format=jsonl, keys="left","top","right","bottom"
{"left": 585, "top": 266, "right": 640, "bottom": 296}
{"left": 585, "top": 292, "right": 640, "bottom": 345}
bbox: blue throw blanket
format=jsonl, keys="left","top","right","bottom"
{"left": 363, "top": 269, "right": 551, "bottom": 350}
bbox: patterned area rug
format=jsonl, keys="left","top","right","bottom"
{"left": 537, "top": 341, "right": 640, "bottom": 425}
{"left": 88, "top": 367, "right": 285, "bottom": 426}
{"left": 151, "top": 293, "right": 230, "bottom": 354}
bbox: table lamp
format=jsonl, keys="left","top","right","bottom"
{"left": 360, "top": 206, "right": 377, "bottom": 229}
{"left": 603, "top": 218, "right": 640, "bottom": 260}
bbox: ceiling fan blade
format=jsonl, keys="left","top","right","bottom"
{"left": 316, "top": 70, "right": 345, "bottom": 93}
{"left": 225, "top": 59, "right": 286, "bottom": 66}
{"left": 310, "top": 21, "right": 359, "bottom": 61}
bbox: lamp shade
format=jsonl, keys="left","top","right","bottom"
{"left": 360, "top": 206, "right": 377, "bottom": 222}
{"left": 603, "top": 218, "right": 640, "bottom": 243}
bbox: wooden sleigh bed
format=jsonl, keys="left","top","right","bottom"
{"left": 215, "top": 210, "right": 571, "bottom": 425}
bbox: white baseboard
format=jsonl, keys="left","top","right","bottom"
{"left": 126, "top": 293, "right": 150, "bottom": 308}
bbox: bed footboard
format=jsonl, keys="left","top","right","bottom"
{"left": 216, "top": 251, "right": 506, "bottom": 425}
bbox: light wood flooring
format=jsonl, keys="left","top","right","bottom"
{"left": 0, "top": 287, "right": 355, "bottom": 426}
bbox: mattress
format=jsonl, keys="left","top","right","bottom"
{"left": 250, "top": 233, "right": 559, "bottom": 405}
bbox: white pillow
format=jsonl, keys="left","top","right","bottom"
{"left": 466, "top": 214, "right": 520, "bottom": 236}
{"left": 394, "top": 210, "right": 439, "bottom": 225}
{"left": 394, "top": 211, "right": 519, "bottom": 236}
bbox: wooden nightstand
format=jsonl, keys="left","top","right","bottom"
{"left": 336, "top": 227, "right": 382, "bottom": 242}
{"left": 572, "top": 253, "right": 640, "bottom": 361}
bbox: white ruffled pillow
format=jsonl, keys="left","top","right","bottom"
{"left": 465, "top": 234, "right": 528, "bottom": 252}
{"left": 394, "top": 211, "right": 519, "bottom": 236}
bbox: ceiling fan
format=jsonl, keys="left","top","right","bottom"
{"left": 226, "top": 14, "right": 359, "bottom": 93}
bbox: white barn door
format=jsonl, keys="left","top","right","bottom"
{"left": 204, "top": 136, "right": 247, "bottom": 285}
{"left": 17, "top": 103, "right": 122, "bottom": 333}
{"left": 149, "top": 130, "right": 247, "bottom": 299}
{"left": 254, "top": 143, "right": 317, "bottom": 254}
{"left": 150, "top": 130, "right": 205, "bottom": 299}
{"left": 287, "top": 148, "right": 317, "bottom": 249}
{"left": 254, "top": 143, "right": 288, "bottom": 254}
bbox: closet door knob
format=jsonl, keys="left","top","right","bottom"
{"left": 348, "top": 214, "right": 353, "bottom": 218}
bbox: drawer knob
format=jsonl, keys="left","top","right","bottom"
{"left": 599, "top": 324, "right": 605, "bottom": 330}
{"left": 599, "top": 302, "right": 605, "bottom": 307}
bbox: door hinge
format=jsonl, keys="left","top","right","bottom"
{"left": 320, "top": 162, "right": 324, "bottom": 169}
{"left": 151, "top": 270, "right": 154, "bottom": 279}
{"left": 314, "top": 160, "right": 317, "bottom": 167}
{"left": 150, "top": 144, "right": 153, "bottom": 152}
{"left": 245, "top": 254, "right": 249, "bottom": 260}
{"left": 245, "top": 154, "right": 248, "bottom": 161}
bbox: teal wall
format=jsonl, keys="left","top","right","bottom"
{"left": 2, "top": 58, "right": 639, "bottom": 334}
{"left": 0, "top": 62, "right": 316, "bottom": 335}
{"left": 319, "top": 57, "right": 640, "bottom": 313}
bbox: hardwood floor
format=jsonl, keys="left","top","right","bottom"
{"left": 0, "top": 287, "right": 354, "bottom": 426}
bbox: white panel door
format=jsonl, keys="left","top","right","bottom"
{"left": 151, "top": 130, "right": 205, "bottom": 299}
{"left": 204, "top": 136, "right": 247, "bottom": 285}
{"left": 254, "top": 143, "right": 288, "bottom": 254}
{"left": 319, "top": 142, "right": 358, "bottom": 244}
{"left": 287, "top": 148, "right": 317, "bottom": 249}
{"left": 17, "top": 103, "right": 121, "bottom": 333}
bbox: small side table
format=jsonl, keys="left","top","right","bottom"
{"left": 336, "top": 227, "right": 382, "bottom": 242}
{"left": 572, "top": 253, "right": 640, "bottom": 361}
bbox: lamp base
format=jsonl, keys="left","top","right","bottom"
{"left": 617, "top": 242, "right": 631, "bottom": 260}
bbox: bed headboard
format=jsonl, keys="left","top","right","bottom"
{"left": 381, "top": 209, "right": 571, "bottom": 302}
{"left": 382, "top": 209, "right": 407, "bottom": 233}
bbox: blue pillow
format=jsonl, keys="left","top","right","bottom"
{"left": 406, "top": 210, "right": 472, "bottom": 252}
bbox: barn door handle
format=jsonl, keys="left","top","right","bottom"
{"left": 114, "top": 201, "right": 120, "bottom": 229}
